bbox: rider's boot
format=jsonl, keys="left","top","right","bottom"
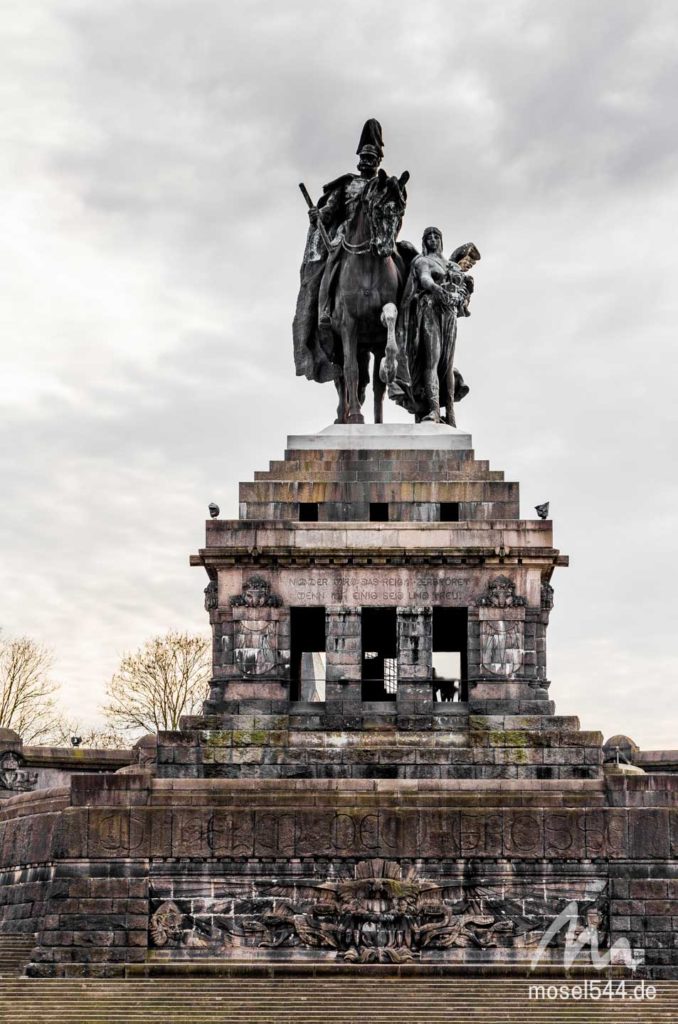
{"left": 317, "top": 290, "right": 334, "bottom": 353}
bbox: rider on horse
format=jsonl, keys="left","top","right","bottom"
{"left": 292, "top": 119, "right": 388, "bottom": 384}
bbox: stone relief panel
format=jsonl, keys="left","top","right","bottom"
{"left": 540, "top": 581, "right": 554, "bottom": 612}
{"left": 226, "top": 577, "right": 284, "bottom": 677}
{"left": 203, "top": 580, "right": 218, "bottom": 612}
{"left": 476, "top": 575, "right": 527, "bottom": 609}
{"left": 233, "top": 620, "right": 279, "bottom": 677}
{"left": 148, "top": 860, "right": 609, "bottom": 964}
{"left": 0, "top": 752, "right": 38, "bottom": 795}
{"left": 479, "top": 614, "right": 525, "bottom": 678}
{"left": 229, "top": 575, "right": 282, "bottom": 609}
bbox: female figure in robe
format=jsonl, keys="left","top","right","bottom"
{"left": 391, "top": 229, "right": 479, "bottom": 425}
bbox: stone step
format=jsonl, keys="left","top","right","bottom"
{"left": 263, "top": 454, "right": 496, "bottom": 472}
{"left": 0, "top": 934, "right": 35, "bottom": 977}
{"left": 254, "top": 464, "right": 504, "bottom": 482}
{"left": 0, "top": 978, "right": 675, "bottom": 1023}
{"left": 239, "top": 480, "right": 518, "bottom": 502}
{"left": 284, "top": 446, "right": 480, "bottom": 460}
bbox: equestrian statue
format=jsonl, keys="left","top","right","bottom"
{"left": 292, "top": 120, "right": 480, "bottom": 426}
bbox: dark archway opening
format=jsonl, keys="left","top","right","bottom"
{"left": 361, "top": 607, "right": 397, "bottom": 701}
{"left": 290, "top": 606, "right": 326, "bottom": 702}
{"left": 432, "top": 607, "right": 468, "bottom": 702}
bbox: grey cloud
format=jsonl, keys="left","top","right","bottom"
{"left": 1, "top": 0, "right": 676, "bottom": 746}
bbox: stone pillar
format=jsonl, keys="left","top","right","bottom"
{"left": 325, "top": 607, "right": 362, "bottom": 726}
{"left": 396, "top": 606, "right": 432, "bottom": 723}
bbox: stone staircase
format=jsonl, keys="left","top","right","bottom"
{"left": 0, "top": 977, "right": 676, "bottom": 1022}
{"left": 0, "top": 935, "right": 34, "bottom": 978}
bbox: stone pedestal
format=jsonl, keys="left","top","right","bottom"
{"left": 2, "top": 424, "right": 675, "bottom": 980}
{"left": 181, "top": 423, "right": 573, "bottom": 777}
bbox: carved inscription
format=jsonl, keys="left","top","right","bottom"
{"left": 88, "top": 810, "right": 130, "bottom": 858}
{"left": 142, "top": 808, "right": 639, "bottom": 862}
{"left": 503, "top": 811, "right": 544, "bottom": 857}
{"left": 544, "top": 811, "right": 586, "bottom": 858}
{"left": 460, "top": 812, "right": 503, "bottom": 857}
{"left": 282, "top": 569, "right": 468, "bottom": 606}
{"left": 584, "top": 810, "right": 628, "bottom": 859}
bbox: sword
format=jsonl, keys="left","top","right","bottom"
{"left": 298, "top": 182, "right": 334, "bottom": 252}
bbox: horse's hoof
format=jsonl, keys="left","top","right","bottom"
{"left": 347, "top": 414, "right": 364, "bottom": 425}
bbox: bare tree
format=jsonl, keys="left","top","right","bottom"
{"left": 0, "top": 635, "right": 59, "bottom": 743}
{"left": 103, "top": 630, "right": 211, "bottom": 734}
{"left": 45, "top": 718, "right": 130, "bottom": 750}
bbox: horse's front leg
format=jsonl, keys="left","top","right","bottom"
{"left": 379, "top": 302, "right": 398, "bottom": 384}
{"left": 341, "top": 319, "right": 363, "bottom": 424}
{"left": 357, "top": 347, "right": 370, "bottom": 409}
{"left": 334, "top": 373, "right": 347, "bottom": 424}
{"left": 373, "top": 351, "right": 385, "bottom": 423}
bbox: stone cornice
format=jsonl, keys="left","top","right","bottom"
{"left": 192, "top": 549, "right": 568, "bottom": 569}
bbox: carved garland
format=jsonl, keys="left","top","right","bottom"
{"left": 149, "top": 859, "right": 609, "bottom": 963}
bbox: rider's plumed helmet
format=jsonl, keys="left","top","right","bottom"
{"left": 356, "top": 118, "right": 384, "bottom": 162}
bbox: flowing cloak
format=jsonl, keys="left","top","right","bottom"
{"left": 292, "top": 173, "right": 357, "bottom": 383}
{"left": 389, "top": 256, "right": 470, "bottom": 417}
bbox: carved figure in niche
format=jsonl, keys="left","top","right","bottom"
{"left": 0, "top": 751, "right": 37, "bottom": 793}
{"left": 389, "top": 227, "right": 480, "bottom": 425}
{"left": 480, "top": 620, "right": 524, "bottom": 678}
{"left": 229, "top": 575, "right": 281, "bottom": 608}
{"left": 204, "top": 579, "right": 218, "bottom": 612}
{"left": 541, "top": 581, "right": 554, "bottom": 611}
{"left": 229, "top": 577, "right": 281, "bottom": 677}
{"left": 477, "top": 575, "right": 527, "bottom": 608}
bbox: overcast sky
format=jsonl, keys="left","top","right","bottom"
{"left": 1, "top": 0, "right": 677, "bottom": 748}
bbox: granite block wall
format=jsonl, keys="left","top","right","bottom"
{"left": 0, "top": 773, "right": 675, "bottom": 977}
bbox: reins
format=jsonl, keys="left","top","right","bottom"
{"left": 340, "top": 236, "right": 372, "bottom": 255}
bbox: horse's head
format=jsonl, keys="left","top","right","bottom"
{"left": 367, "top": 169, "right": 409, "bottom": 257}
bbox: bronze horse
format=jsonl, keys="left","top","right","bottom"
{"left": 329, "top": 169, "right": 409, "bottom": 424}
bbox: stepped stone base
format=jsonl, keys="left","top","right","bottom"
{"left": 0, "top": 977, "right": 676, "bottom": 1022}
{"left": 1, "top": 426, "right": 675, "bottom": 982}
{"left": 0, "top": 771, "right": 676, "bottom": 979}
{"left": 157, "top": 712, "right": 603, "bottom": 781}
